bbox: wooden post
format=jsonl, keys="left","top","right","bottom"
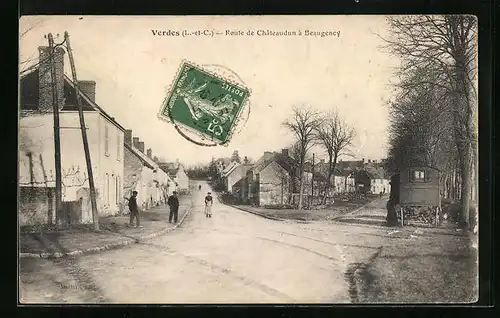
{"left": 64, "top": 31, "right": 100, "bottom": 231}
{"left": 47, "top": 33, "right": 63, "bottom": 225}
{"left": 400, "top": 206, "right": 404, "bottom": 227}
{"left": 435, "top": 207, "right": 439, "bottom": 228}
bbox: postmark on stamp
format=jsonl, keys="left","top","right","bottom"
{"left": 159, "top": 61, "right": 251, "bottom": 146}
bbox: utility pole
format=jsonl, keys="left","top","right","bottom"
{"left": 64, "top": 31, "right": 100, "bottom": 231}
{"left": 48, "top": 33, "right": 63, "bottom": 225}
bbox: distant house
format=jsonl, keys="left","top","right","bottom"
{"left": 340, "top": 159, "right": 390, "bottom": 194}
{"left": 214, "top": 157, "right": 232, "bottom": 175}
{"left": 332, "top": 173, "right": 356, "bottom": 194}
{"left": 220, "top": 161, "right": 239, "bottom": 190}
{"left": 19, "top": 46, "right": 125, "bottom": 225}
{"left": 336, "top": 159, "right": 365, "bottom": 176}
{"left": 312, "top": 159, "right": 355, "bottom": 195}
{"left": 364, "top": 165, "right": 391, "bottom": 195}
{"left": 243, "top": 150, "right": 292, "bottom": 206}
{"left": 221, "top": 162, "right": 253, "bottom": 194}
{"left": 159, "top": 160, "right": 190, "bottom": 193}
{"left": 123, "top": 130, "right": 173, "bottom": 212}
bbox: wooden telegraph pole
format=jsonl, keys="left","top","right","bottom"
{"left": 64, "top": 31, "right": 100, "bottom": 230}
{"left": 47, "top": 33, "right": 63, "bottom": 225}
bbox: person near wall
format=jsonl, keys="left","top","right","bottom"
{"left": 127, "top": 191, "right": 142, "bottom": 228}
{"left": 167, "top": 191, "right": 180, "bottom": 223}
{"left": 205, "top": 192, "right": 213, "bottom": 218}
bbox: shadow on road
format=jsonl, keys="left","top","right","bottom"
{"left": 335, "top": 217, "right": 388, "bottom": 227}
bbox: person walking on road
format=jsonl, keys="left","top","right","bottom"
{"left": 205, "top": 192, "right": 213, "bottom": 218}
{"left": 167, "top": 191, "right": 180, "bottom": 223}
{"left": 127, "top": 191, "right": 142, "bottom": 228}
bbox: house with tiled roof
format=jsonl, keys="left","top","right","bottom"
{"left": 241, "top": 151, "right": 291, "bottom": 206}
{"left": 158, "top": 159, "right": 190, "bottom": 193}
{"left": 220, "top": 161, "right": 253, "bottom": 195}
{"left": 342, "top": 159, "right": 390, "bottom": 194}
{"left": 123, "top": 130, "right": 174, "bottom": 212}
{"left": 19, "top": 46, "right": 125, "bottom": 225}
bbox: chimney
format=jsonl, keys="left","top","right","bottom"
{"left": 77, "top": 80, "right": 96, "bottom": 102}
{"left": 38, "top": 46, "right": 65, "bottom": 112}
{"left": 147, "top": 148, "right": 152, "bottom": 159}
{"left": 133, "top": 137, "right": 140, "bottom": 149}
{"left": 138, "top": 141, "right": 145, "bottom": 153}
{"left": 124, "top": 130, "right": 132, "bottom": 145}
{"left": 153, "top": 156, "right": 158, "bottom": 162}
{"left": 281, "top": 148, "right": 289, "bottom": 157}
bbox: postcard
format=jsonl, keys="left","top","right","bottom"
{"left": 18, "top": 15, "right": 479, "bottom": 304}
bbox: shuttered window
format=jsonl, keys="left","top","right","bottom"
{"left": 117, "top": 134, "right": 121, "bottom": 161}
{"left": 104, "top": 124, "right": 109, "bottom": 156}
{"left": 115, "top": 176, "right": 120, "bottom": 204}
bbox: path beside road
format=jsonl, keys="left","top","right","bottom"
{"left": 225, "top": 195, "right": 385, "bottom": 223}
{"left": 20, "top": 195, "right": 193, "bottom": 259}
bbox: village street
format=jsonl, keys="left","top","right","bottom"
{"left": 19, "top": 181, "right": 382, "bottom": 303}
{"left": 19, "top": 181, "right": 476, "bottom": 304}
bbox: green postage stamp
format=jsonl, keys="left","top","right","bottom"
{"left": 159, "top": 61, "right": 250, "bottom": 145}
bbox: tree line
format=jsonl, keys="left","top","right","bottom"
{"left": 381, "top": 15, "right": 478, "bottom": 227}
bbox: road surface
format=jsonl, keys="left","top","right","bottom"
{"left": 19, "top": 182, "right": 388, "bottom": 304}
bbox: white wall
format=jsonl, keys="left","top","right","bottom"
{"left": 330, "top": 175, "right": 356, "bottom": 194}
{"left": 96, "top": 114, "right": 125, "bottom": 217}
{"left": 19, "top": 111, "right": 124, "bottom": 222}
{"left": 176, "top": 167, "right": 190, "bottom": 190}
{"left": 370, "top": 179, "right": 391, "bottom": 194}
{"left": 20, "top": 112, "right": 98, "bottom": 189}
{"left": 259, "top": 162, "right": 289, "bottom": 205}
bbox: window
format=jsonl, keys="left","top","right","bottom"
{"left": 117, "top": 134, "right": 121, "bottom": 161}
{"left": 104, "top": 125, "right": 109, "bottom": 156}
{"left": 115, "top": 176, "right": 120, "bottom": 205}
{"left": 106, "top": 173, "right": 110, "bottom": 205}
{"left": 410, "top": 169, "right": 426, "bottom": 183}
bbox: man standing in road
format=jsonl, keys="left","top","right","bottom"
{"left": 205, "top": 192, "right": 213, "bottom": 218}
{"left": 127, "top": 191, "right": 142, "bottom": 228}
{"left": 167, "top": 191, "right": 180, "bottom": 223}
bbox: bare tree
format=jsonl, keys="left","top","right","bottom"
{"left": 315, "top": 110, "right": 355, "bottom": 204}
{"left": 282, "top": 106, "right": 321, "bottom": 210}
{"left": 382, "top": 15, "right": 477, "bottom": 227}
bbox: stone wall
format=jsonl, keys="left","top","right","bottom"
{"left": 19, "top": 187, "right": 56, "bottom": 226}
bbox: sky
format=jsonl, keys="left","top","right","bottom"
{"left": 19, "top": 15, "right": 399, "bottom": 166}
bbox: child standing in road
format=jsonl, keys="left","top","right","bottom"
{"left": 205, "top": 192, "right": 213, "bottom": 218}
